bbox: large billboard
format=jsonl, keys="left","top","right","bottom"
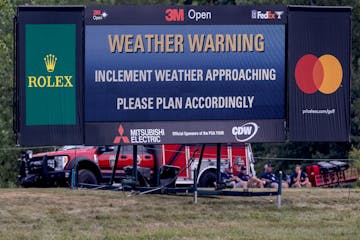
{"left": 288, "top": 6, "right": 351, "bottom": 141}
{"left": 15, "top": 5, "right": 351, "bottom": 146}
{"left": 84, "top": 6, "right": 286, "bottom": 145}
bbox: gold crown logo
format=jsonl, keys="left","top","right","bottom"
{"left": 44, "top": 54, "right": 57, "bottom": 73}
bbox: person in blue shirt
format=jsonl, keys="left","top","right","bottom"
{"left": 220, "top": 164, "right": 246, "bottom": 188}
{"left": 290, "top": 165, "right": 312, "bottom": 188}
{"left": 260, "top": 164, "right": 288, "bottom": 189}
{"left": 221, "top": 168, "right": 232, "bottom": 181}
{"left": 236, "top": 166, "right": 264, "bottom": 188}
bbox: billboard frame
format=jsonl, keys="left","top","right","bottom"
{"left": 14, "top": 5, "right": 351, "bottom": 146}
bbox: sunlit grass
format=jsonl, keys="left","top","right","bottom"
{"left": 0, "top": 188, "right": 359, "bottom": 239}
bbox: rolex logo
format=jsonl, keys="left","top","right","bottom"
{"left": 44, "top": 54, "right": 57, "bottom": 73}
{"left": 27, "top": 53, "right": 73, "bottom": 88}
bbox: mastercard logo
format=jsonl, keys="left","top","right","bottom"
{"left": 295, "top": 54, "right": 343, "bottom": 94}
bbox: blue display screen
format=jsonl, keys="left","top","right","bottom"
{"left": 85, "top": 25, "right": 285, "bottom": 122}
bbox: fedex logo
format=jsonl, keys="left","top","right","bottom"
{"left": 251, "top": 10, "right": 284, "bottom": 20}
{"left": 165, "top": 8, "right": 184, "bottom": 22}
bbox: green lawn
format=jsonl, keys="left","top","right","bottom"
{"left": 0, "top": 188, "right": 359, "bottom": 240}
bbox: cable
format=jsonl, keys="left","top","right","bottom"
{"left": 3, "top": 145, "right": 358, "bottom": 163}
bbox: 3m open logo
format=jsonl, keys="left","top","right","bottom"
{"left": 165, "top": 8, "right": 184, "bottom": 22}
{"left": 93, "top": 9, "right": 108, "bottom": 21}
{"left": 113, "top": 124, "right": 130, "bottom": 144}
{"left": 295, "top": 54, "right": 343, "bottom": 94}
{"left": 232, "top": 122, "right": 259, "bottom": 142}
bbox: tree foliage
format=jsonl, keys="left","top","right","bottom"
{"left": 0, "top": 0, "right": 19, "bottom": 187}
{"left": 0, "top": 0, "right": 359, "bottom": 186}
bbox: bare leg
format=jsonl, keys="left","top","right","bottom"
{"left": 270, "top": 182, "right": 279, "bottom": 189}
{"left": 302, "top": 182, "right": 312, "bottom": 188}
{"left": 250, "top": 177, "right": 264, "bottom": 188}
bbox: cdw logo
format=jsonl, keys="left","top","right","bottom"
{"left": 232, "top": 122, "right": 259, "bottom": 142}
{"left": 165, "top": 8, "right": 184, "bottom": 22}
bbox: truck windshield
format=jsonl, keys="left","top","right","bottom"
{"left": 112, "top": 145, "right": 153, "bottom": 154}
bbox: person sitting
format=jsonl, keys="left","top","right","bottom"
{"left": 236, "top": 166, "right": 264, "bottom": 188}
{"left": 220, "top": 165, "right": 232, "bottom": 181}
{"left": 260, "top": 164, "right": 289, "bottom": 189}
{"left": 219, "top": 165, "right": 247, "bottom": 188}
{"left": 290, "top": 165, "right": 312, "bottom": 188}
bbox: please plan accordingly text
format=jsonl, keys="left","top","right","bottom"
{"left": 116, "top": 96, "right": 254, "bottom": 110}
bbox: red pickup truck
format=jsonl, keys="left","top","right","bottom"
{"left": 18, "top": 144, "right": 253, "bottom": 187}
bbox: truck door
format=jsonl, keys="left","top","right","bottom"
{"left": 162, "top": 144, "right": 187, "bottom": 179}
{"left": 97, "top": 145, "right": 155, "bottom": 170}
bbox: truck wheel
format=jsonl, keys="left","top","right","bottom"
{"left": 198, "top": 171, "right": 217, "bottom": 187}
{"left": 78, "top": 169, "right": 98, "bottom": 185}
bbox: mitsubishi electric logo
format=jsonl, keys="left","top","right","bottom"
{"left": 113, "top": 124, "right": 130, "bottom": 144}
{"left": 113, "top": 124, "right": 165, "bottom": 144}
{"left": 232, "top": 122, "right": 259, "bottom": 142}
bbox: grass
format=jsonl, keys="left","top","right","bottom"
{"left": 0, "top": 188, "right": 360, "bottom": 240}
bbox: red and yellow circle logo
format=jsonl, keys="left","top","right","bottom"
{"left": 295, "top": 54, "right": 343, "bottom": 94}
